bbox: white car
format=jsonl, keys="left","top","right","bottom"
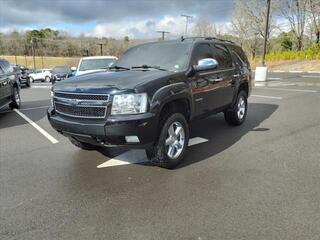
{"left": 76, "top": 56, "right": 118, "bottom": 76}
{"left": 28, "top": 69, "right": 52, "bottom": 82}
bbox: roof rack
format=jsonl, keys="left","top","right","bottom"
{"left": 180, "top": 36, "right": 234, "bottom": 44}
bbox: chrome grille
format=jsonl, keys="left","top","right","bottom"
{"left": 54, "top": 92, "right": 109, "bottom": 101}
{"left": 54, "top": 91, "right": 108, "bottom": 119}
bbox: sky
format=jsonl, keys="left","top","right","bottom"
{"left": 0, "top": 0, "right": 235, "bottom": 38}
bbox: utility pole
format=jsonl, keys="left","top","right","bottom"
{"left": 96, "top": 43, "right": 105, "bottom": 56}
{"left": 156, "top": 31, "right": 170, "bottom": 40}
{"left": 181, "top": 14, "right": 193, "bottom": 36}
{"left": 31, "top": 38, "right": 36, "bottom": 70}
{"left": 261, "top": 0, "right": 271, "bottom": 66}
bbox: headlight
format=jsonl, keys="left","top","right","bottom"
{"left": 50, "top": 90, "right": 54, "bottom": 108}
{"left": 111, "top": 93, "right": 148, "bottom": 115}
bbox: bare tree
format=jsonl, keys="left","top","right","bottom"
{"left": 192, "top": 17, "right": 218, "bottom": 37}
{"left": 308, "top": 0, "right": 320, "bottom": 43}
{"left": 231, "top": 0, "right": 278, "bottom": 59}
{"left": 281, "top": 0, "right": 308, "bottom": 50}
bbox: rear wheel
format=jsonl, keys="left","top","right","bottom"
{"left": 224, "top": 90, "right": 248, "bottom": 126}
{"left": 29, "top": 77, "right": 34, "bottom": 83}
{"left": 146, "top": 112, "right": 189, "bottom": 169}
{"left": 9, "top": 87, "right": 21, "bottom": 109}
{"left": 69, "top": 138, "right": 97, "bottom": 151}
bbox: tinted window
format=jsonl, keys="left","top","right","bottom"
{"left": 0, "top": 60, "right": 11, "bottom": 73}
{"left": 0, "top": 66, "right": 4, "bottom": 74}
{"left": 230, "top": 46, "right": 250, "bottom": 66}
{"left": 192, "top": 43, "right": 214, "bottom": 66}
{"left": 212, "top": 44, "right": 233, "bottom": 69}
{"left": 116, "top": 41, "right": 192, "bottom": 71}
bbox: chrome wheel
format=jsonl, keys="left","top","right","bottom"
{"left": 237, "top": 96, "right": 246, "bottom": 120}
{"left": 15, "top": 90, "right": 20, "bottom": 105}
{"left": 165, "top": 121, "right": 185, "bottom": 159}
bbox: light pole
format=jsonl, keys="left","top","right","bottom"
{"left": 156, "top": 31, "right": 170, "bottom": 40}
{"left": 181, "top": 14, "right": 193, "bottom": 36}
{"left": 261, "top": 0, "right": 271, "bottom": 66}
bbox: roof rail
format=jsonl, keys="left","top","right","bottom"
{"left": 180, "top": 36, "right": 234, "bottom": 44}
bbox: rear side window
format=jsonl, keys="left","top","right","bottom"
{"left": 231, "top": 46, "right": 250, "bottom": 67}
{"left": 211, "top": 44, "right": 233, "bottom": 69}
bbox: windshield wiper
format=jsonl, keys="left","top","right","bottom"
{"left": 131, "top": 65, "right": 167, "bottom": 71}
{"left": 109, "top": 65, "right": 130, "bottom": 70}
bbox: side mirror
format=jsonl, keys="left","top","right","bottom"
{"left": 194, "top": 58, "right": 218, "bottom": 72}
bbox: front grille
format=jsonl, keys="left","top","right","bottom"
{"left": 55, "top": 103, "right": 106, "bottom": 118}
{"left": 54, "top": 91, "right": 109, "bottom": 118}
{"left": 55, "top": 92, "right": 109, "bottom": 101}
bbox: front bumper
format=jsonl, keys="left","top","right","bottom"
{"left": 47, "top": 107, "right": 158, "bottom": 148}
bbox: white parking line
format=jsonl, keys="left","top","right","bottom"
{"left": 256, "top": 87, "right": 318, "bottom": 93}
{"left": 97, "top": 137, "right": 209, "bottom": 168}
{"left": 251, "top": 94, "right": 283, "bottom": 100}
{"left": 13, "top": 109, "right": 59, "bottom": 144}
{"left": 267, "top": 77, "right": 282, "bottom": 80}
{"left": 21, "top": 105, "right": 50, "bottom": 111}
{"left": 31, "top": 85, "right": 52, "bottom": 89}
{"left": 301, "top": 75, "right": 320, "bottom": 78}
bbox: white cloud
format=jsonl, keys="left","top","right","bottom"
{"left": 89, "top": 16, "right": 196, "bottom": 39}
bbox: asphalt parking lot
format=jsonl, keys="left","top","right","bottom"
{"left": 1, "top": 72, "right": 320, "bottom": 240}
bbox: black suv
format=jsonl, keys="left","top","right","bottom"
{"left": 48, "top": 38, "right": 252, "bottom": 168}
{"left": 0, "top": 59, "right": 21, "bottom": 111}
{"left": 12, "top": 65, "right": 31, "bottom": 87}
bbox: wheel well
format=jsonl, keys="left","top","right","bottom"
{"left": 238, "top": 82, "right": 249, "bottom": 96}
{"left": 159, "top": 98, "right": 191, "bottom": 122}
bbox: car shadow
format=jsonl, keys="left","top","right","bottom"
{"left": 177, "top": 102, "right": 278, "bottom": 169}
{"left": 0, "top": 99, "right": 50, "bottom": 129}
{"left": 97, "top": 102, "right": 278, "bottom": 169}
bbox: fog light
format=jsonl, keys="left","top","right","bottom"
{"left": 125, "top": 136, "right": 140, "bottom": 143}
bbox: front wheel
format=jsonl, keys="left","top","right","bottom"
{"left": 45, "top": 76, "right": 51, "bottom": 82}
{"left": 146, "top": 112, "right": 189, "bottom": 169}
{"left": 224, "top": 90, "right": 248, "bottom": 126}
{"left": 10, "top": 87, "right": 21, "bottom": 109}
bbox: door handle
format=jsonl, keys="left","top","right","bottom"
{"left": 209, "top": 78, "right": 223, "bottom": 83}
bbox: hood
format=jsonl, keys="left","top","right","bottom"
{"left": 53, "top": 69, "right": 175, "bottom": 94}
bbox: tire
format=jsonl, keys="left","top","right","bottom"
{"left": 146, "top": 112, "right": 189, "bottom": 169}
{"left": 224, "top": 90, "right": 248, "bottom": 126}
{"left": 45, "top": 76, "right": 50, "bottom": 82}
{"left": 69, "top": 137, "right": 97, "bottom": 151}
{"left": 26, "top": 78, "right": 31, "bottom": 87}
{"left": 29, "top": 77, "right": 34, "bottom": 83}
{"left": 9, "top": 87, "right": 21, "bottom": 109}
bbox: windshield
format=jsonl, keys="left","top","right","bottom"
{"left": 52, "top": 66, "right": 69, "bottom": 74}
{"left": 79, "top": 59, "right": 116, "bottom": 71}
{"left": 115, "top": 41, "right": 192, "bottom": 71}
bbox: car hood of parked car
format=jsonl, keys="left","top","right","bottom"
{"left": 53, "top": 69, "right": 178, "bottom": 94}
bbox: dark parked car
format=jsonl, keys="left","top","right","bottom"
{"left": 51, "top": 66, "right": 71, "bottom": 83}
{"left": 48, "top": 37, "right": 252, "bottom": 168}
{"left": 0, "top": 59, "right": 21, "bottom": 110}
{"left": 12, "top": 65, "right": 31, "bottom": 87}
